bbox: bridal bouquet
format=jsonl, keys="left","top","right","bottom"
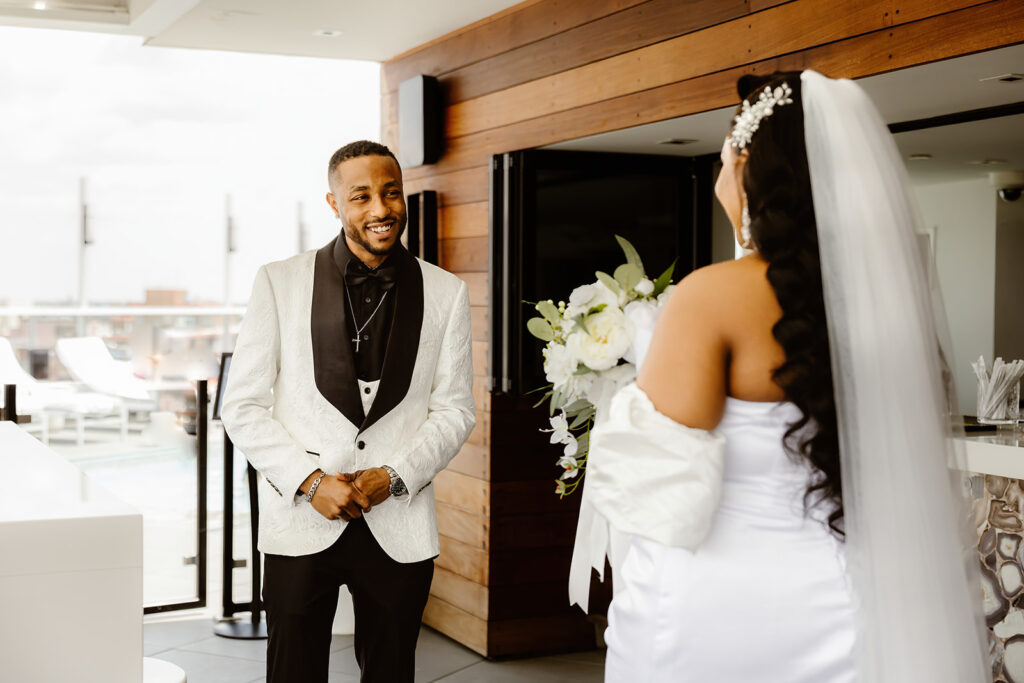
{"left": 527, "top": 236, "right": 675, "bottom": 496}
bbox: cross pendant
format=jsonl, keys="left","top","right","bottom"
{"left": 352, "top": 335, "right": 361, "bottom": 353}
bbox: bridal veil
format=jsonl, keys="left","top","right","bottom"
{"left": 801, "top": 70, "right": 988, "bottom": 681}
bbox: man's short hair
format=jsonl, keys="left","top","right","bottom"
{"left": 328, "top": 140, "right": 400, "bottom": 186}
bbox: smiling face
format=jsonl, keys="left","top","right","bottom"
{"left": 326, "top": 154, "right": 407, "bottom": 267}
{"left": 714, "top": 137, "right": 749, "bottom": 246}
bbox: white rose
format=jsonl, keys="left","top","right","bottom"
{"left": 568, "top": 283, "right": 599, "bottom": 308}
{"left": 622, "top": 298, "right": 661, "bottom": 366}
{"left": 543, "top": 342, "right": 594, "bottom": 402}
{"left": 657, "top": 284, "right": 677, "bottom": 308}
{"left": 565, "top": 280, "right": 620, "bottom": 320}
{"left": 542, "top": 342, "right": 577, "bottom": 390}
{"left": 566, "top": 307, "right": 631, "bottom": 371}
{"left": 634, "top": 278, "right": 654, "bottom": 296}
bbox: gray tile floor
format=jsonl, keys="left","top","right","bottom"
{"left": 144, "top": 616, "right": 605, "bottom": 682}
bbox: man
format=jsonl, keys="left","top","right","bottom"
{"left": 221, "top": 140, "right": 475, "bottom": 682}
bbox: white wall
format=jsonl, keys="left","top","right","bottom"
{"left": 913, "top": 178, "right": 997, "bottom": 414}
{"left": 709, "top": 160, "right": 740, "bottom": 263}
{"left": 995, "top": 197, "right": 1024, "bottom": 361}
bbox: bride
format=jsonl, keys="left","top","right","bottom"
{"left": 573, "top": 71, "right": 989, "bottom": 682}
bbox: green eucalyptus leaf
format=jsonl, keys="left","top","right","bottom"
{"left": 575, "top": 431, "right": 591, "bottom": 454}
{"left": 532, "top": 390, "right": 552, "bottom": 409}
{"left": 525, "top": 383, "right": 554, "bottom": 396}
{"left": 596, "top": 271, "right": 621, "bottom": 295}
{"left": 527, "top": 317, "right": 555, "bottom": 341}
{"left": 536, "top": 300, "right": 560, "bottom": 324}
{"left": 569, "top": 409, "right": 595, "bottom": 429}
{"left": 563, "top": 398, "right": 591, "bottom": 415}
{"left": 652, "top": 259, "right": 677, "bottom": 297}
{"left": 615, "top": 235, "right": 645, "bottom": 273}
{"left": 614, "top": 263, "right": 643, "bottom": 290}
{"left": 549, "top": 388, "right": 567, "bottom": 415}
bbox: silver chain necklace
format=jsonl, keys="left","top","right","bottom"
{"left": 344, "top": 285, "right": 388, "bottom": 353}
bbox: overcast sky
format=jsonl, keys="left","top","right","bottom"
{"left": 0, "top": 26, "right": 380, "bottom": 306}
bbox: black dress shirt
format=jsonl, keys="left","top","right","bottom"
{"left": 332, "top": 236, "right": 396, "bottom": 382}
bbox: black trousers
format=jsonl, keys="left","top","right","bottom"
{"left": 262, "top": 517, "right": 434, "bottom": 683}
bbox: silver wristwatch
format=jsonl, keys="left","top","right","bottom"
{"left": 381, "top": 465, "right": 408, "bottom": 498}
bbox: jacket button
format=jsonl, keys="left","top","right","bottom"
{"left": 357, "top": 441, "right": 365, "bottom": 450}
{"left": 364, "top": 387, "right": 371, "bottom": 395}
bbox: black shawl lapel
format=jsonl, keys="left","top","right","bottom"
{"left": 359, "top": 244, "right": 423, "bottom": 435}
{"left": 311, "top": 238, "right": 365, "bottom": 428}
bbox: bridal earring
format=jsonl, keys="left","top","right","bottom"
{"left": 740, "top": 204, "right": 753, "bottom": 249}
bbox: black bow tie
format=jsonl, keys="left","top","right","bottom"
{"left": 345, "top": 264, "right": 397, "bottom": 290}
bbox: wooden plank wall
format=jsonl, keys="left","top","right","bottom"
{"left": 381, "top": 0, "right": 1024, "bottom": 657}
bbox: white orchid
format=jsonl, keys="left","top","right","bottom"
{"left": 546, "top": 411, "right": 571, "bottom": 442}
{"left": 544, "top": 410, "right": 580, "bottom": 457}
{"left": 558, "top": 455, "right": 581, "bottom": 479}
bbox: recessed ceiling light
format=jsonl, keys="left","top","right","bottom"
{"left": 908, "top": 153, "right": 932, "bottom": 161}
{"left": 33, "top": 1, "right": 46, "bottom": 9}
{"left": 979, "top": 73, "right": 1024, "bottom": 83}
{"left": 967, "top": 159, "right": 1007, "bottom": 166}
{"left": 657, "top": 138, "right": 697, "bottom": 146}
{"left": 314, "top": 29, "right": 343, "bottom": 37}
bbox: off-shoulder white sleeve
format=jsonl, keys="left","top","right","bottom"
{"left": 569, "top": 382, "right": 725, "bottom": 611}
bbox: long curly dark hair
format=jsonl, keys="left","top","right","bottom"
{"left": 734, "top": 72, "right": 843, "bottom": 537}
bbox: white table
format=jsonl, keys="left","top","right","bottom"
{"left": 0, "top": 422, "right": 145, "bottom": 682}
{"left": 961, "top": 430, "right": 1024, "bottom": 478}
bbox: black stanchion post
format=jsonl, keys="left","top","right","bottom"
{"left": 247, "top": 462, "right": 263, "bottom": 630}
{"left": 196, "top": 379, "right": 209, "bottom": 607}
{"left": 3, "top": 384, "right": 17, "bottom": 422}
{"left": 214, "top": 414, "right": 267, "bottom": 638}
{"left": 221, "top": 437, "right": 236, "bottom": 619}
{"left": 212, "top": 352, "right": 266, "bottom": 639}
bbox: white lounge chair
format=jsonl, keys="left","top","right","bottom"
{"left": 0, "top": 338, "right": 121, "bottom": 445}
{"left": 55, "top": 337, "right": 157, "bottom": 415}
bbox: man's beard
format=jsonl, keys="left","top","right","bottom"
{"left": 344, "top": 216, "right": 406, "bottom": 256}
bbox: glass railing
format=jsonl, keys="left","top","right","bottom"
{"left": 1, "top": 308, "right": 252, "bottom": 613}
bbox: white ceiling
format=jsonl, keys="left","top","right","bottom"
{"left": 547, "top": 44, "right": 1024, "bottom": 184}
{"left": 0, "top": 0, "right": 524, "bottom": 62}
{"left": 894, "top": 114, "right": 1024, "bottom": 184}
{"left": 3, "top": 1, "right": 1021, "bottom": 183}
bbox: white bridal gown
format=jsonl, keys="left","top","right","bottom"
{"left": 602, "top": 396, "right": 857, "bottom": 683}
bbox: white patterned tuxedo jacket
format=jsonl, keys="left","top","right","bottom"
{"left": 221, "top": 238, "right": 475, "bottom": 562}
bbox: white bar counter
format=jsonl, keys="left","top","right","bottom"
{"left": 961, "top": 430, "right": 1024, "bottom": 478}
{"left": 0, "top": 421, "right": 143, "bottom": 682}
